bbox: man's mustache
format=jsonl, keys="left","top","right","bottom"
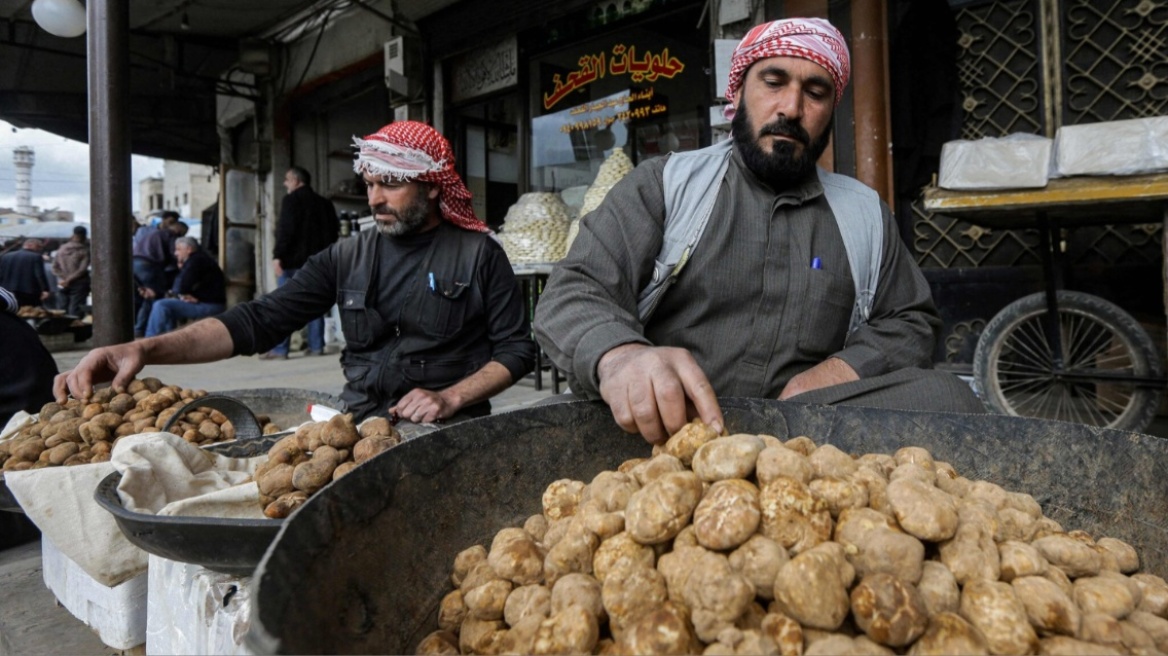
{"left": 758, "top": 118, "right": 810, "bottom": 146}
{"left": 372, "top": 204, "right": 398, "bottom": 218}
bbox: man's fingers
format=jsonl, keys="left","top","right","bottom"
{"left": 677, "top": 362, "right": 723, "bottom": 434}
{"left": 652, "top": 376, "right": 689, "bottom": 443}
{"left": 52, "top": 373, "right": 70, "bottom": 404}
{"left": 68, "top": 368, "right": 93, "bottom": 402}
{"left": 628, "top": 383, "right": 667, "bottom": 444}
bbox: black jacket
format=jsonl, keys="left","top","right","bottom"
{"left": 220, "top": 223, "right": 537, "bottom": 420}
{"left": 0, "top": 311, "right": 58, "bottom": 426}
{"left": 0, "top": 250, "right": 50, "bottom": 298}
{"left": 273, "top": 186, "right": 339, "bottom": 270}
{"left": 172, "top": 249, "right": 226, "bottom": 304}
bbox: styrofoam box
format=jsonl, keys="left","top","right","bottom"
{"left": 146, "top": 554, "right": 253, "bottom": 656}
{"left": 41, "top": 536, "right": 147, "bottom": 650}
{"left": 1054, "top": 116, "right": 1168, "bottom": 177}
{"left": 938, "top": 134, "right": 1052, "bottom": 190}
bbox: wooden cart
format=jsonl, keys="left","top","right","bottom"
{"left": 922, "top": 173, "right": 1168, "bottom": 432}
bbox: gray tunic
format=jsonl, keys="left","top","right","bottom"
{"left": 533, "top": 147, "right": 940, "bottom": 400}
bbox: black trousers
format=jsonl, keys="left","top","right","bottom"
{"left": 58, "top": 278, "right": 90, "bottom": 317}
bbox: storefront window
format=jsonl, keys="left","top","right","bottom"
{"left": 528, "top": 7, "right": 708, "bottom": 193}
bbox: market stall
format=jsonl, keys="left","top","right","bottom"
{"left": 923, "top": 172, "right": 1168, "bottom": 432}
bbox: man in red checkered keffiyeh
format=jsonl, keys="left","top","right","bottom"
{"left": 352, "top": 121, "right": 490, "bottom": 234}
{"left": 722, "top": 17, "right": 850, "bottom": 122}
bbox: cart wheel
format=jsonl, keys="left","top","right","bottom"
{"left": 973, "top": 291, "right": 1163, "bottom": 432}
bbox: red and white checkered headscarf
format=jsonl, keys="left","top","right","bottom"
{"left": 723, "top": 18, "right": 850, "bottom": 121}
{"left": 353, "top": 121, "right": 489, "bottom": 233}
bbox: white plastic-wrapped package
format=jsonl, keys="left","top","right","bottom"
{"left": 938, "top": 133, "right": 1052, "bottom": 190}
{"left": 146, "top": 554, "right": 253, "bottom": 655}
{"left": 41, "top": 536, "right": 148, "bottom": 650}
{"left": 1053, "top": 116, "right": 1168, "bottom": 177}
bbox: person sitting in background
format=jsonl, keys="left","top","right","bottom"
{"left": 163, "top": 221, "right": 190, "bottom": 290}
{"left": 0, "top": 239, "right": 51, "bottom": 307}
{"left": 144, "top": 236, "right": 226, "bottom": 337}
{"left": 132, "top": 213, "right": 184, "bottom": 337}
{"left": 52, "top": 225, "right": 91, "bottom": 318}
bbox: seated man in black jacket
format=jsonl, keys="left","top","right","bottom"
{"left": 143, "top": 236, "right": 226, "bottom": 337}
{"left": 55, "top": 121, "right": 536, "bottom": 423}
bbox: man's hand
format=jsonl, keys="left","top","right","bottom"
{"left": 139, "top": 287, "right": 157, "bottom": 300}
{"left": 389, "top": 388, "right": 458, "bottom": 424}
{"left": 54, "top": 342, "right": 148, "bottom": 403}
{"left": 39, "top": 290, "right": 50, "bottom": 301}
{"left": 179, "top": 294, "right": 197, "bottom": 303}
{"left": 273, "top": 259, "right": 283, "bottom": 278}
{"left": 779, "top": 357, "right": 859, "bottom": 400}
{"left": 597, "top": 344, "right": 723, "bottom": 445}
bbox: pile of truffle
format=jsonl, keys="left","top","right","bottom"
{"left": 254, "top": 414, "right": 401, "bottom": 519}
{"left": 418, "top": 421, "right": 1168, "bottom": 655}
{"left": 1, "top": 379, "right": 277, "bottom": 473}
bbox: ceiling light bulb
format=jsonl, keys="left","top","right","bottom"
{"left": 30, "top": 0, "right": 87, "bottom": 38}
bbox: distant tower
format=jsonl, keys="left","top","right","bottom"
{"left": 14, "top": 146, "right": 34, "bottom": 215}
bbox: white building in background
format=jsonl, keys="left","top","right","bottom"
{"left": 138, "top": 176, "right": 164, "bottom": 221}
{"left": 162, "top": 161, "right": 218, "bottom": 219}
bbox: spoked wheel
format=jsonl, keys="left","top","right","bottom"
{"left": 973, "top": 290, "right": 1164, "bottom": 432}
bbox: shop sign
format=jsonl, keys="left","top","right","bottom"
{"left": 560, "top": 88, "right": 666, "bottom": 133}
{"left": 542, "top": 44, "right": 685, "bottom": 110}
{"left": 452, "top": 37, "right": 518, "bottom": 103}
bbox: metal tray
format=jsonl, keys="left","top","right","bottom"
{"left": 92, "top": 431, "right": 286, "bottom": 577}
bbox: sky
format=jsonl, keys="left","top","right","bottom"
{"left": 0, "top": 119, "right": 165, "bottom": 223}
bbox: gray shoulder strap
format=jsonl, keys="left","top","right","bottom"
{"left": 817, "top": 167, "right": 884, "bottom": 336}
{"left": 636, "top": 139, "right": 733, "bottom": 322}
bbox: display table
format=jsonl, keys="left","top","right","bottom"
{"left": 512, "top": 263, "right": 565, "bottom": 394}
{"left": 921, "top": 173, "right": 1168, "bottom": 431}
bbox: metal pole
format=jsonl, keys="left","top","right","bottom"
{"left": 88, "top": 0, "right": 134, "bottom": 346}
{"left": 851, "top": 0, "right": 894, "bottom": 204}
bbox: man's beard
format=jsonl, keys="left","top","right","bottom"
{"left": 732, "top": 103, "right": 833, "bottom": 189}
{"left": 373, "top": 192, "right": 431, "bottom": 236}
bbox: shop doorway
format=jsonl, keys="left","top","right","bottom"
{"left": 452, "top": 94, "right": 521, "bottom": 229}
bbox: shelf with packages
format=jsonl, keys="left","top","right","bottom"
{"left": 921, "top": 172, "right": 1168, "bottom": 229}
{"left": 512, "top": 263, "right": 565, "bottom": 394}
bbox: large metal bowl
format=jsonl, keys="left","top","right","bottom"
{"left": 245, "top": 399, "right": 1168, "bottom": 655}
{"left": 92, "top": 432, "right": 285, "bottom": 577}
